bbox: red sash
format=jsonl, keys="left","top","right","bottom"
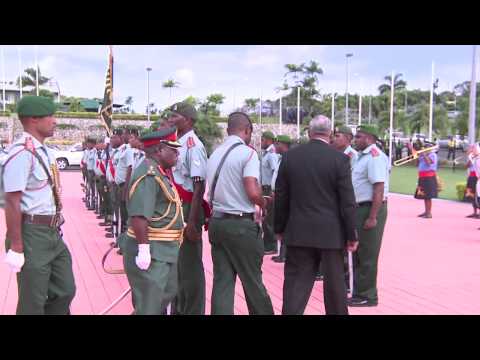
{"left": 173, "top": 181, "right": 212, "bottom": 220}
{"left": 469, "top": 171, "right": 477, "bottom": 177}
{"left": 108, "top": 158, "right": 115, "bottom": 179}
{"left": 419, "top": 171, "right": 436, "bottom": 178}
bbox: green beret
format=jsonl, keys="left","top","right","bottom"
{"left": 140, "top": 127, "right": 181, "bottom": 148}
{"left": 335, "top": 125, "right": 353, "bottom": 136}
{"left": 357, "top": 125, "right": 380, "bottom": 139}
{"left": 276, "top": 135, "right": 292, "bottom": 144}
{"left": 17, "top": 95, "right": 56, "bottom": 117}
{"left": 169, "top": 102, "right": 197, "bottom": 121}
{"left": 262, "top": 131, "right": 275, "bottom": 140}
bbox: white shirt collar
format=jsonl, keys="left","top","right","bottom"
{"left": 227, "top": 135, "right": 246, "bottom": 145}
{"left": 178, "top": 129, "right": 195, "bottom": 145}
{"left": 21, "top": 131, "right": 44, "bottom": 149}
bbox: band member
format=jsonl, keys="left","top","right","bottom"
{"left": 413, "top": 144, "right": 438, "bottom": 219}
{"left": 465, "top": 144, "right": 480, "bottom": 218}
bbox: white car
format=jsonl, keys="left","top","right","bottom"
{"left": 54, "top": 143, "right": 84, "bottom": 170}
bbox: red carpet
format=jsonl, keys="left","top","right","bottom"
{"left": 2, "top": 170, "right": 480, "bottom": 315}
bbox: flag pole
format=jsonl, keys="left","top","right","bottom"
{"left": 1, "top": 47, "right": 5, "bottom": 112}
{"left": 428, "top": 61, "right": 434, "bottom": 142}
{"left": 35, "top": 45, "right": 39, "bottom": 96}
{"left": 389, "top": 71, "right": 395, "bottom": 166}
{"left": 331, "top": 93, "right": 335, "bottom": 131}
{"left": 468, "top": 46, "right": 477, "bottom": 146}
{"left": 296, "top": 86, "right": 300, "bottom": 139}
{"left": 279, "top": 95, "right": 282, "bottom": 134}
{"left": 18, "top": 47, "right": 23, "bottom": 98}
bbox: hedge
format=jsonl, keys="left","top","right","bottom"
{"left": 0, "top": 111, "right": 11, "bottom": 117}
{"left": 56, "top": 123, "right": 79, "bottom": 130}
{"left": 53, "top": 112, "right": 161, "bottom": 121}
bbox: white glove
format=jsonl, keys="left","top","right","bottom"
{"left": 135, "top": 244, "right": 151, "bottom": 271}
{"left": 5, "top": 250, "right": 25, "bottom": 273}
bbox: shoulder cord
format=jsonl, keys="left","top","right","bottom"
{"left": 128, "top": 170, "right": 183, "bottom": 231}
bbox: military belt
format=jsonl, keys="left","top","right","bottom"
{"left": 212, "top": 211, "right": 255, "bottom": 220}
{"left": 357, "top": 200, "right": 388, "bottom": 207}
{"left": 22, "top": 213, "right": 65, "bottom": 228}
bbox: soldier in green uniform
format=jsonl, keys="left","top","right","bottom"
{"left": 349, "top": 125, "right": 389, "bottom": 307}
{"left": 206, "top": 112, "right": 274, "bottom": 315}
{"left": 3, "top": 96, "right": 76, "bottom": 315}
{"left": 118, "top": 127, "right": 184, "bottom": 315}
{"left": 260, "top": 131, "right": 279, "bottom": 255}
{"left": 332, "top": 126, "right": 358, "bottom": 170}
{"left": 166, "top": 102, "right": 209, "bottom": 315}
{"left": 86, "top": 137, "right": 98, "bottom": 210}
{"left": 94, "top": 140, "right": 108, "bottom": 218}
{"left": 106, "top": 131, "right": 122, "bottom": 238}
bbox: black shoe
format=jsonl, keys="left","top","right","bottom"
{"left": 347, "top": 297, "right": 378, "bottom": 307}
{"left": 272, "top": 256, "right": 285, "bottom": 263}
{"left": 87, "top": 207, "right": 95, "bottom": 211}
{"left": 99, "top": 222, "right": 111, "bottom": 226}
{"left": 264, "top": 249, "right": 277, "bottom": 255}
{"left": 105, "top": 233, "right": 115, "bottom": 238}
{"left": 315, "top": 273, "right": 324, "bottom": 281}
{"left": 96, "top": 215, "right": 105, "bottom": 219}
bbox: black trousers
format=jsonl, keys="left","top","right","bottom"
{"left": 282, "top": 246, "right": 348, "bottom": 315}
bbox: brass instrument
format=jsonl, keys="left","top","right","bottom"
{"left": 393, "top": 145, "right": 439, "bottom": 166}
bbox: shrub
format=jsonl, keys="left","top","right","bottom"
{"left": 0, "top": 111, "right": 11, "bottom": 117}
{"left": 56, "top": 123, "right": 79, "bottom": 130}
{"left": 456, "top": 182, "right": 467, "bottom": 201}
{"left": 46, "top": 139, "right": 76, "bottom": 146}
{"left": 53, "top": 112, "right": 160, "bottom": 121}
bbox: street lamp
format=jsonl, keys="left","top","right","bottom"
{"left": 146, "top": 67, "right": 152, "bottom": 126}
{"left": 345, "top": 53, "right": 353, "bottom": 126}
{"left": 49, "top": 79, "right": 61, "bottom": 103}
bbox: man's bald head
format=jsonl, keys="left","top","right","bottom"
{"left": 227, "top": 112, "right": 253, "bottom": 144}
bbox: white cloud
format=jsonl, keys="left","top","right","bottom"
{"left": 174, "top": 68, "right": 195, "bottom": 89}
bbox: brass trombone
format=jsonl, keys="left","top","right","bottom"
{"left": 393, "top": 145, "right": 439, "bottom": 166}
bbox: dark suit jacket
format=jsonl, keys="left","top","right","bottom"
{"left": 274, "top": 139, "right": 357, "bottom": 249}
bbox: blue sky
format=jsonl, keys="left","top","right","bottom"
{"left": 1, "top": 45, "right": 478, "bottom": 115}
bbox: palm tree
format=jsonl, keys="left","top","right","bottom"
{"left": 303, "top": 60, "right": 323, "bottom": 83}
{"left": 124, "top": 96, "right": 133, "bottom": 113}
{"left": 378, "top": 73, "right": 407, "bottom": 95}
{"left": 284, "top": 63, "right": 305, "bottom": 84}
{"left": 16, "top": 67, "right": 50, "bottom": 93}
{"left": 275, "top": 82, "right": 290, "bottom": 93}
{"left": 244, "top": 98, "right": 260, "bottom": 114}
{"left": 162, "top": 79, "right": 180, "bottom": 103}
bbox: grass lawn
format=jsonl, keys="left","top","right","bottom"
{"left": 389, "top": 166, "right": 467, "bottom": 201}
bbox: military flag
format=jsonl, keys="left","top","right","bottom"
{"left": 99, "top": 46, "right": 113, "bottom": 137}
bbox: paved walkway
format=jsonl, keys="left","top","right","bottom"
{"left": 2, "top": 170, "right": 480, "bottom": 315}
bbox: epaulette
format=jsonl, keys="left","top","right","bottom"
{"left": 370, "top": 147, "right": 379, "bottom": 157}
{"left": 24, "top": 137, "right": 35, "bottom": 153}
{"left": 187, "top": 136, "right": 195, "bottom": 149}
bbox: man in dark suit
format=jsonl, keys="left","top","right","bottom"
{"left": 274, "top": 115, "right": 359, "bottom": 315}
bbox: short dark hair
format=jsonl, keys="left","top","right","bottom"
{"left": 227, "top": 112, "right": 253, "bottom": 133}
